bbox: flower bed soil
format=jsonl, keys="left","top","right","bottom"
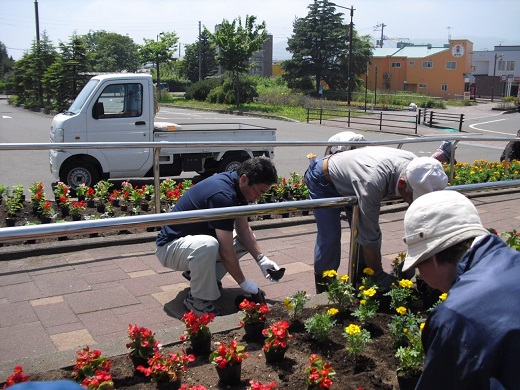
{"left": 10, "top": 302, "right": 402, "bottom": 389}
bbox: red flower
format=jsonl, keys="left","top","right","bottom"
{"left": 262, "top": 320, "right": 292, "bottom": 352}
{"left": 2, "top": 365, "right": 29, "bottom": 389}
{"left": 238, "top": 299, "right": 269, "bottom": 326}
{"left": 209, "top": 339, "right": 248, "bottom": 369}
{"left": 180, "top": 311, "right": 215, "bottom": 340}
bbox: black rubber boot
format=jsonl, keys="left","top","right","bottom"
{"left": 314, "top": 272, "right": 330, "bottom": 294}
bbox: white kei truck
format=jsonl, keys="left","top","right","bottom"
{"left": 49, "top": 73, "right": 276, "bottom": 187}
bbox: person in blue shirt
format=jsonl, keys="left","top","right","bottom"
{"left": 402, "top": 190, "right": 520, "bottom": 389}
{"left": 156, "top": 157, "right": 282, "bottom": 315}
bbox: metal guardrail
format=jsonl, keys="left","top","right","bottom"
{"left": 421, "top": 108, "right": 465, "bottom": 132}
{"left": 0, "top": 197, "right": 357, "bottom": 244}
{"left": 306, "top": 108, "right": 418, "bottom": 134}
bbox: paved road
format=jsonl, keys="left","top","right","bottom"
{"left": 0, "top": 189, "right": 519, "bottom": 381}
{"left": 1, "top": 98, "right": 518, "bottom": 198}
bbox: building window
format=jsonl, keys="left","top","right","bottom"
{"left": 391, "top": 62, "right": 401, "bottom": 68}
{"left": 446, "top": 61, "right": 456, "bottom": 70}
{"left": 497, "top": 60, "right": 514, "bottom": 71}
{"left": 409, "top": 61, "right": 415, "bottom": 66}
{"left": 441, "top": 84, "right": 448, "bottom": 91}
{"left": 422, "top": 61, "right": 433, "bottom": 68}
{"left": 419, "top": 83, "right": 427, "bottom": 88}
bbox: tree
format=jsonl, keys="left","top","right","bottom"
{"left": 0, "top": 41, "right": 15, "bottom": 79}
{"left": 43, "top": 33, "right": 91, "bottom": 112}
{"left": 11, "top": 31, "right": 56, "bottom": 107}
{"left": 207, "top": 15, "right": 267, "bottom": 107}
{"left": 282, "top": 0, "right": 372, "bottom": 95}
{"left": 139, "top": 32, "right": 178, "bottom": 87}
{"left": 83, "top": 30, "right": 140, "bottom": 72}
{"left": 181, "top": 30, "right": 218, "bottom": 83}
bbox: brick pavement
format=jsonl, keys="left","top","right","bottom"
{"left": 0, "top": 190, "right": 519, "bottom": 381}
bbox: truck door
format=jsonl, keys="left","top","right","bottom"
{"left": 87, "top": 82, "right": 150, "bottom": 173}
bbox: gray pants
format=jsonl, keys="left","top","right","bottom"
{"left": 155, "top": 232, "right": 248, "bottom": 301}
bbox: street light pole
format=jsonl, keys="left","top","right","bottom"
{"left": 331, "top": 3, "right": 355, "bottom": 106}
{"left": 347, "top": 6, "right": 355, "bottom": 106}
{"left": 491, "top": 53, "right": 502, "bottom": 102}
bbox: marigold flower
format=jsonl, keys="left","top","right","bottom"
{"left": 283, "top": 297, "right": 294, "bottom": 310}
{"left": 359, "top": 299, "right": 366, "bottom": 305}
{"left": 362, "top": 287, "right": 376, "bottom": 298}
{"left": 398, "top": 279, "right": 413, "bottom": 289}
{"left": 363, "top": 267, "right": 374, "bottom": 276}
{"left": 339, "top": 274, "right": 349, "bottom": 281}
{"left": 439, "top": 293, "right": 448, "bottom": 301}
{"left": 345, "top": 324, "right": 361, "bottom": 336}
{"left": 396, "top": 306, "right": 407, "bottom": 315}
{"left": 322, "top": 269, "right": 337, "bottom": 278}
{"left": 328, "top": 308, "right": 339, "bottom": 316}
{"left": 420, "top": 322, "right": 426, "bottom": 331}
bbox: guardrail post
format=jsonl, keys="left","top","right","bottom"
{"left": 319, "top": 108, "right": 323, "bottom": 124}
{"left": 429, "top": 110, "right": 433, "bottom": 127}
{"left": 348, "top": 205, "right": 360, "bottom": 285}
{"left": 379, "top": 112, "right": 383, "bottom": 131}
{"left": 348, "top": 109, "right": 351, "bottom": 127}
{"left": 306, "top": 108, "right": 309, "bottom": 123}
{"left": 418, "top": 109, "right": 421, "bottom": 125}
{"left": 153, "top": 147, "right": 161, "bottom": 213}
{"left": 459, "top": 114, "right": 464, "bottom": 132}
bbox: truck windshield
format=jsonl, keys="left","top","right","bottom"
{"left": 67, "top": 79, "right": 100, "bottom": 114}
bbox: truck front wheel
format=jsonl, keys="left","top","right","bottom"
{"left": 61, "top": 162, "right": 100, "bottom": 189}
{"left": 218, "top": 156, "right": 247, "bottom": 173}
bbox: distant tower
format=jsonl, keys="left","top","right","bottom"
{"left": 447, "top": 26, "right": 452, "bottom": 42}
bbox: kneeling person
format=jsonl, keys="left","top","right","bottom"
{"left": 156, "top": 157, "right": 282, "bottom": 315}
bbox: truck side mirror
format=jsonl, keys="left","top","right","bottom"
{"left": 93, "top": 102, "right": 104, "bottom": 119}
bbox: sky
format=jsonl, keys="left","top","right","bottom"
{"left": 1, "top": 0, "right": 519, "bottom": 61}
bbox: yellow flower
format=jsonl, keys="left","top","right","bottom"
{"left": 283, "top": 298, "right": 294, "bottom": 310}
{"left": 396, "top": 306, "right": 407, "bottom": 315}
{"left": 398, "top": 279, "right": 413, "bottom": 289}
{"left": 363, "top": 267, "right": 374, "bottom": 276}
{"left": 358, "top": 285, "right": 365, "bottom": 291}
{"left": 339, "top": 274, "right": 349, "bottom": 281}
{"left": 359, "top": 299, "right": 366, "bottom": 305}
{"left": 420, "top": 322, "right": 426, "bottom": 331}
{"left": 328, "top": 308, "right": 339, "bottom": 316}
{"left": 403, "top": 328, "right": 409, "bottom": 334}
{"left": 439, "top": 293, "right": 448, "bottom": 301}
{"left": 362, "top": 288, "right": 376, "bottom": 297}
{"left": 470, "top": 171, "right": 475, "bottom": 175}
{"left": 392, "top": 258, "right": 400, "bottom": 265}
{"left": 322, "top": 270, "right": 337, "bottom": 278}
{"left": 345, "top": 324, "right": 361, "bottom": 336}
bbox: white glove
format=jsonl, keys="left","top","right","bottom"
{"left": 239, "top": 279, "right": 259, "bottom": 295}
{"left": 257, "top": 254, "right": 280, "bottom": 282}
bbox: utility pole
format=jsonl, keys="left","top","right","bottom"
{"left": 34, "top": 0, "right": 40, "bottom": 42}
{"left": 491, "top": 53, "right": 503, "bottom": 102}
{"left": 374, "top": 23, "right": 386, "bottom": 48}
{"left": 333, "top": 3, "right": 355, "bottom": 105}
{"left": 198, "top": 21, "right": 202, "bottom": 81}
{"left": 347, "top": 6, "right": 355, "bottom": 105}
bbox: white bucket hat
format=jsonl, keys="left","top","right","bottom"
{"left": 402, "top": 190, "right": 489, "bottom": 271}
{"left": 405, "top": 157, "right": 448, "bottom": 201}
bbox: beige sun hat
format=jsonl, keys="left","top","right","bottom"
{"left": 402, "top": 190, "right": 489, "bottom": 271}
{"left": 405, "top": 157, "right": 448, "bottom": 201}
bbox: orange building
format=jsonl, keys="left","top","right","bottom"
{"left": 367, "top": 39, "right": 475, "bottom": 99}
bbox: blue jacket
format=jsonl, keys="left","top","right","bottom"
{"left": 418, "top": 234, "right": 520, "bottom": 389}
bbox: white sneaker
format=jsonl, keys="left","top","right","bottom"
{"left": 183, "top": 292, "right": 220, "bottom": 316}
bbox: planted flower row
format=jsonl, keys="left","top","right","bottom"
{"left": 2, "top": 232, "right": 518, "bottom": 389}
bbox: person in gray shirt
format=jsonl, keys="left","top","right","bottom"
{"left": 304, "top": 146, "right": 448, "bottom": 293}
